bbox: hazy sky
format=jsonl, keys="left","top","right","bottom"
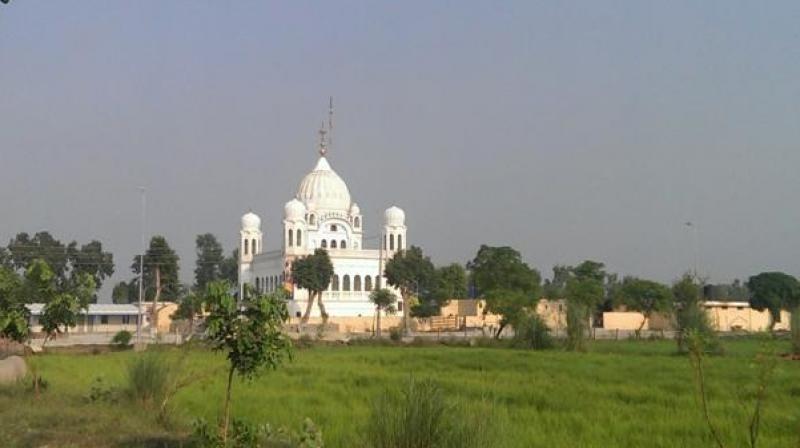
{"left": 1, "top": 1, "right": 799, "bottom": 299}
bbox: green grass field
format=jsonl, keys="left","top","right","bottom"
{"left": 1, "top": 337, "right": 799, "bottom": 447}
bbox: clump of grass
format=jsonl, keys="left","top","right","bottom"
{"left": 126, "top": 353, "right": 170, "bottom": 406}
{"left": 365, "top": 377, "right": 504, "bottom": 448}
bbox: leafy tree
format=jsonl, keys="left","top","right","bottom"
{"left": 413, "top": 263, "right": 467, "bottom": 318}
{"left": 673, "top": 273, "right": 717, "bottom": 353}
{"left": 6, "top": 232, "right": 113, "bottom": 293}
{"left": 219, "top": 249, "right": 239, "bottom": 286}
{"left": 385, "top": 246, "right": 436, "bottom": 333}
{"left": 111, "top": 280, "right": 137, "bottom": 304}
{"left": 291, "top": 249, "right": 334, "bottom": 323}
{"left": 172, "top": 290, "right": 205, "bottom": 337}
{"left": 466, "top": 245, "right": 541, "bottom": 338}
{"left": 564, "top": 260, "right": 606, "bottom": 351}
{"left": 747, "top": 272, "right": 800, "bottom": 331}
{"left": 0, "top": 266, "right": 28, "bottom": 345}
{"left": 542, "top": 265, "right": 571, "bottom": 299}
{"left": 204, "top": 282, "right": 292, "bottom": 443}
{"left": 0, "top": 265, "right": 22, "bottom": 309}
{"left": 194, "top": 233, "right": 225, "bottom": 291}
{"left": 132, "top": 236, "right": 180, "bottom": 332}
{"left": 619, "top": 277, "right": 673, "bottom": 334}
{"left": 369, "top": 288, "right": 397, "bottom": 338}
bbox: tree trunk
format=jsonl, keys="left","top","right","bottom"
{"left": 401, "top": 289, "right": 409, "bottom": 336}
{"left": 222, "top": 366, "right": 235, "bottom": 443}
{"left": 637, "top": 314, "right": 648, "bottom": 339}
{"left": 317, "top": 291, "right": 328, "bottom": 323}
{"left": 376, "top": 307, "right": 382, "bottom": 338}
{"left": 495, "top": 322, "right": 507, "bottom": 339}
{"left": 301, "top": 291, "right": 315, "bottom": 323}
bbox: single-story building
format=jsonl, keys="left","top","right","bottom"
{"left": 26, "top": 303, "right": 147, "bottom": 335}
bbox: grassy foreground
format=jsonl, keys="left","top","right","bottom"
{"left": 1, "top": 337, "right": 799, "bottom": 447}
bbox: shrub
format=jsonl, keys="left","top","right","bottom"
{"left": 365, "top": 378, "right": 503, "bottom": 448}
{"left": 193, "top": 417, "right": 323, "bottom": 447}
{"left": 86, "top": 376, "right": 116, "bottom": 403}
{"left": 111, "top": 330, "right": 133, "bottom": 348}
{"left": 676, "top": 303, "right": 721, "bottom": 355}
{"left": 388, "top": 327, "right": 402, "bottom": 342}
{"left": 126, "top": 353, "right": 169, "bottom": 406}
{"left": 512, "top": 313, "right": 553, "bottom": 350}
{"left": 791, "top": 308, "right": 800, "bottom": 355}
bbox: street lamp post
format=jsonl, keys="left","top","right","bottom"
{"left": 136, "top": 187, "right": 146, "bottom": 347}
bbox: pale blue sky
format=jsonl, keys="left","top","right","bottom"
{"left": 1, "top": 1, "right": 799, "bottom": 297}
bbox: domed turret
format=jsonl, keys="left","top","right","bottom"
{"left": 296, "top": 157, "right": 352, "bottom": 212}
{"left": 349, "top": 202, "right": 361, "bottom": 216}
{"left": 284, "top": 198, "right": 307, "bottom": 221}
{"left": 384, "top": 206, "right": 405, "bottom": 227}
{"left": 241, "top": 211, "right": 261, "bottom": 230}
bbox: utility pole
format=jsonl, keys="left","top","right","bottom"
{"left": 685, "top": 221, "right": 699, "bottom": 279}
{"left": 136, "top": 187, "right": 146, "bottom": 347}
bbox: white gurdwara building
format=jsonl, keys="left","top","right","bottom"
{"left": 238, "top": 130, "right": 407, "bottom": 318}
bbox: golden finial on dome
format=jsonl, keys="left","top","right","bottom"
{"left": 318, "top": 121, "right": 328, "bottom": 156}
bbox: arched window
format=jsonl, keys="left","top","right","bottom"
{"left": 383, "top": 235, "right": 387, "bottom": 250}
{"left": 244, "top": 239, "right": 249, "bottom": 255}
{"left": 288, "top": 230, "right": 293, "bottom": 247}
{"left": 354, "top": 217, "right": 360, "bottom": 228}
{"left": 251, "top": 239, "right": 256, "bottom": 255}
{"left": 340, "top": 240, "right": 346, "bottom": 249}
{"left": 309, "top": 214, "right": 316, "bottom": 225}
{"left": 332, "top": 275, "right": 340, "bottom": 291}
{"left": 354, "top": 275, "right": 361, "bottom": 291}
{"left": 343, "top": 275, "right": 351, "bottom": 291}
{"left": 296, "top": 229, "right": 302, "bottom": 247}
{"left": 389, "top": 234, "right": 395, "bottom": 250}
{"left": 321, "top": 240, "right": 327, "bottom": 248}
{"left": 397, "top": 235, "right": 403, "bottom": 250}
{"left": 331, "top": 240, "right": 337, "bottom": 249}
{"left": 365, "top": 276, "right": 372, "bottom": 291}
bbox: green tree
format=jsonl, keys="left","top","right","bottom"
{"left": 111, "top": 280, "right": 137, "bottom": 304}
{"left": 565, "top": 260, "right": 606, "bottom": 351}
{"left": 467, "top": 245, "right": 541, "bottom": 338}
{"left": 219, "top": 249, "right": 239, "bottom": 285}
{"left": 369, "top": 288, "right": 398, "bottom": 338}
{"left": 0, "top": 266, "right": 28, "bottom": 345}
{"left": 746, "top": 272, "right": 800, "bottom": 331}
{"left": 172, "top": 290, "right": 205, "bottom": 337}
{"left": 132, "top": 236, "right": 180, "bottom": 332}
{"left": 194, "top": 233, "right": 225, "bottom": 291}
{"left": 542, "top": 265, "right": 571, "bottom": 299}
{"left": 413, "top": 263, "right": 467, "bottom": 317}
{"left": 673, "top": 273, "right": 717, "bottom": 353}
{"left": 6, "top": 232, "right": 113, "bottom": 293}
{"left": 619, "top": 277, "right": 673, "bottom": 334}
{"left": 204, "top": 282, "right": 292, "bottom": 442}
{"left": 385, "top": 246, "right": 436, "bottom": 333}
{"left": 291, "top": 249, "right": 334, "bottom": 323}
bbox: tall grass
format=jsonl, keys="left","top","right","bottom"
{"left": 126, "top": 353, "right": 170, "bottom": 406}
{"left": 365, "top": 377, "right": 504, "bottom": 448}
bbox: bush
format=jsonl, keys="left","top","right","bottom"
{"left": 565, "top": 302, "right": 588, "bottom": 351}
{"left": 111, "top": 330, "right": 133, "bottom": 348}
{"left": 388, "top": 327, "right": 402, "bottom": 342}
{"left": 193, "top": 417, "right": 323, "bottom": 447}
{"left": 676, "top": 303, "right": 721, "bottom": 355}
{"left": 512, "top": 313, "right": 553, "bottom": 350}
{"left": 86, "top": 376, "right": 117, "bottom": 403}
{"left": 791, "top": 308, "right": 800, "bottom": 355}
{"left": 126, "top": 353, "right": 170, "bottom": 406}
{"left": 365, "top": 378, "right": 503, "bottom": 448}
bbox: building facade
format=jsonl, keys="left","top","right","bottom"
{"left": 238, "top": 125, "right": 406, "bottom": 318}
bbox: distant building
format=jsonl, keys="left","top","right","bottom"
{"left": 26, "top": 303, "right": 144, "bottom": 334}
{"left": 238, "top": 118, "right": 405, "bottom": 319}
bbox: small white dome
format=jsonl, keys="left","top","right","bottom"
{"left": 384, "top": 206, "right": 405, "bottom": 226}
{"left": 284, "top": 198, "right": 307, "bottom": 221}
{"left": 241, "top": 211, "right": 261, "bottom": 230}
{"left": 349, "top": 202, "right": 361, "bottom": 216}
{"left": 296, "top": 157, "right": 352, "bottom": 212}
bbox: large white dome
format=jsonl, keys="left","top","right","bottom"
{"left": 296, "top": 157, "right": 352, "bottom": 212}
{"left": 241, "top": 211, "right": 261, "bottom": 230}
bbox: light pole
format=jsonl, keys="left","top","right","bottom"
{"left": 136, "top": 187, "right": 146, "bottom": 346}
